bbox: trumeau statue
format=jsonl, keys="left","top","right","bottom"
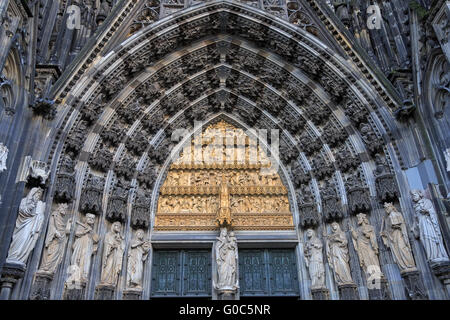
{"left": 66, "top": 213, "right": 99, "bottom": 286}
{"left": 304, "top": 229, "right": 326, "bottom": 289}
{"left": 38, "top": 203, "right": 72, "bottom": 275}
{"left": 351, "top": 213, "right": 384, "bottom": 280}
{"left": 324, "top": 222, "right": 353, "bottom": 285}
{"left": 381, "top": 203, "right": 417, "bottom": 272}
{"left": 411, "top": 190, "right": 449, "bottom": 263}
{"left": 100, "top": 221, "right": 125, "bottom": 286}
{"left": 0, "top": 142, "right": 8, "bottom": 172}
{"left": 7, "top": 188, "right": 46, "bottom": 266}
{"left": 215, "top": 227, "right": 239, "bottom": 290}
{"left": 126, "top": 229, "right": 151, "bottom": 290}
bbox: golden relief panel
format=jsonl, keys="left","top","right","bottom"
{"left": 154, "top": 120, "right": 295, "bottom": 231}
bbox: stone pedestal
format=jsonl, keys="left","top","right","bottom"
{"left": 311, "top": 287, "right": 329, "bottom": 300}
{"left": 338, "top": 283, "right": 359, "bottom": 300}
{"left": 95, "top": 284, "right": 115, "bottom": 300}
{"left": 401, "top": 269, "right": 428, "bottom": 300}
{"left": 217, "top": 288, "right": 237, "bottom": 300}
{"left": 367, "top": 277, "right": 391, "bottom": 300}
{"left": 30, "top": 272, "right": 53, "bottom": 300}
{"left": 430, "top": 260, "right": 450, "bottom": 297}
{"left": 123, "top": 289, "right": 142, "bottom": 300}
{"left": 64, "top": 281, "right": 86, "bottom": 300}
{"left": 0, "top": 262, "right": 26, "bottom": 300}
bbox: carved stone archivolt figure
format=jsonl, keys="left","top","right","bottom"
{"left": 100, "top": 222, "right": 125, "bottom": 286}
{"left": 381, "top": 203, "right": 417, "bottom": 273}
{"left": 126, "top": 229, "right": 151, "bottom": 290}
{"left": 38, "top": 203, "right": 71, "bottom": 275}
{"left": 215, "top": 227, "right": 238, "bottom": 290}
{"left": 411, "top": 190, "right": 449, "bottom": 263}
{"left": 324, "top": 222, "right": 353, "bottom": 285}
{"left": 66, "top": 213, "right": 99, "bottom": 286}
{"left": 7, "top": 188, "right": 46, "bottom": 266}
{"left": 304, "top": 229, "right": 326, "bottom": 289}
{"left": 351, "top": 213, "right": 383, "bottom": 280}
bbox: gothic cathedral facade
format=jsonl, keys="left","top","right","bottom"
{"left": 0, "top": 0, "right": 449, "bottom": 300}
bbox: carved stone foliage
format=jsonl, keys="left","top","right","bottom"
{"left": 137, "top": 165, "right": 157, "bottom": 190}
{"left": 135, "top": 81, "right": 161, "bottom": 104}
{"left": 160, "top": 92, "right": 187, "bottom": 116}
{"left": 102, "top": 74, "right": 127, "bottom": 101}
{"left": 27, "top": 160, "right": 50, "bottom": 187}
{"left": 302, "top": 99, "right": 329, "bottom": 125}
{"left": 299, "top": 133, "right": 321, "bottom": 156}
{"left": 101, "top": 123, "right": 126, "bottom": 148}
{"left": 131, "top": 191, "right": 151, "bottom": 229}
{"left": 335, "top": 145, "right": 360, "bottom": 173}
{"left": 149, "top": 140, "right": 171, "bottom": 165}
{"left": 345, "top": 172, "right": 371, "bottom": 214}
{"left": 373, "top": 154, "right": 399, "bottom": 202}
{"left": 126, "top": 132, "right": 148, "bottom": 157}
{"left": 81, "top": 95, "right": 104, "bottom": 125}
{"left": 279, "top": 140, "right": 299, "bottom": 164}
{"left": 322, "top": 122, "right": 347, "bottom": 147}
{"left": 53, "top": 155, "right": 76, "bottom": 203}
{"left": 360, "top": 123, "right": 383, "bottom": 155}
{"left": 319, "top": 73, "right": 346, "bottom": 102}
{"left": 117, "top": 99, "right": 143, "bottom": 125}
{"left": 66, "top": 121, "right": 88, "bottom": 156}
{"left": 89, "top": 144, "right": 113, "bottom": 172}
{"left": 115, "top": 154, "right": 137, "bottom": 181}
{"left": 283, "top": 80, "right": 311, "bottom": 106}
{"left": 298, "top": 185, "right": 319, "bottom": 228}
{"left": 279, "top": 110, "right": 306, "bottom": 135}
{"left": 291, "top": 162, "right": 311, "bottom": 188}
{"left": 106, "top": 180, "right": 129, "bottom": 222}
{"left": 321, "top": 181, "right": 343, "bottom": 221}
{"left": 311, "top": 155, "right": 334, "bottom": 180}
{"left": 237, "top": 103, "right": 261, "bottom": 125}
{"left": 79, "top": 175, "right": 104, "bottom": 215}
{"left": 259, "top": 90, "right": 286, "bottom": 116}
{"left": 142, "top": 111, "right": 164, "bottom": 135}
{"left": 342, "top": 99, "right": 368, "bottom": 125}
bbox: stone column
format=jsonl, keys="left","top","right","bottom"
{"left": 0, "top": 262, "right": 25, "bottom": 300}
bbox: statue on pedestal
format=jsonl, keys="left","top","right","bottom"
{"left": 38, "top": 203, "right": 72, "bottom": 275}
{"left": 304, "top": 229, "right": 326, "bottom": 289}
{"left": 7, "top": 188, "right": 46, "bottom": 266}
{"left": 411, "top": 190, "right": 449, "bottom": 263}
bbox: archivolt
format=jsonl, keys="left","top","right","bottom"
{"left": 45, "top": 1, "right": 404, "bottom": 231}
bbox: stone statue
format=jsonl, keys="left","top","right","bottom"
{"left": 126, "top": 229, "right": 151, "bottom": 290}
{"left": 0, "top": 142, "right": 8, "bottom": 172}
{"left": 381, "top": 203, "right": 416, "bottom": 272}
{"left": 304, "top": 229, "right": 326, "bottom": 289}
{"left": 324, "top": 222, "right": 353, "bottom": 285}
{"left": 7, "top": 187, "right": 46, "bottom": 266}
{"left": 350, "top": 213, "right": 383, "bottom": 280}
{"left": 215, "top": 227, "right": 238, "bottom": 290}
{"left": 38, "top": 203, "right": 72, "bottom": 275}
{"left": 411, "top": 190, "right": 449, "bottom": 263}
{"left": 66, "top": 213, "right": 99, "bottom": 286}
{"left": 100, "top": 221, "right": 125, "bottom": 286}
